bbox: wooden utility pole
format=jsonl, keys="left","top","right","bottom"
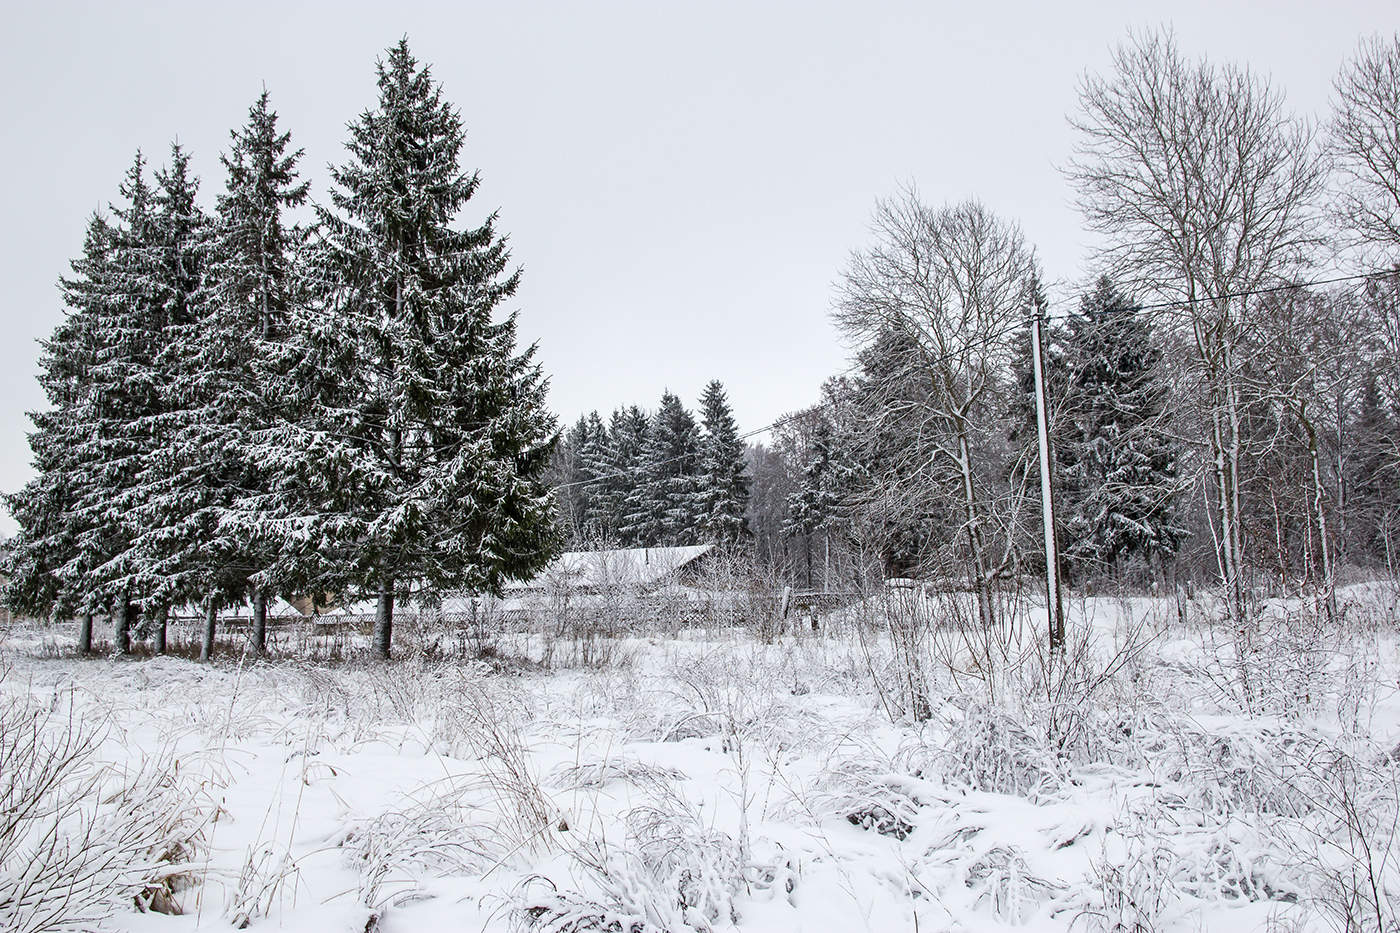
{"left": 1031, "top": 299, "right": 1066, "bottom": 653}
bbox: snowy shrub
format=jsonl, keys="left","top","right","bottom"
{"left": 805, "top": 759, "right": 930, "bottom": 841}
{"left": 963, "top": 844, "right": 1063, "bottom": 923}
{"left": 1084, "top": 823, "right": 1179, "bottom": 933}
{"left": 1079, "top": 790, "right": 1306, "bottom": 933}
{"left": 742, "top": 696, "right": 838, "bottom": 760}
{"left": 662, "top": 647, "right": 756, "bottom": 714}
{"left": 522, "top": 799, "right": 743, "bottom": 933}
{"left": 845, "top": 586, "right": 942, "bottom": 722}
{"left": 625, "top": 804, "right": 743, "bottom": 927}
{"left": 1336, "top": 634, "right": 1383, "bottom": 737}
{"left": 296, "top": 662, "right": 356, "bottom": 719}
{"left": 0, "top": 684, "right": 212, "bottom": 932}
{"left": 1160, "top": 723, "right": 1340, "bottom": 819}
{"left": 688, "top": 547, "right": 785, "bottom": 640}
{"left": 657, "top": 646, "right": 780, "bottom": 744}
{"left": 226, "top": 843, "right": 300, "bottom": 929}
{"left": 338, "top": 779, "right": 500, "bottom": 909}
{"left": 884, "top": 586, "right": 943, "bottom": 720}
{"left": 551, "top": 755, "right": 687, "bottom": 793}
{"left": 429, "top": 673, "right": 560, "bottom": 853}
{"left": 1245, "top": 603, "right": 1333, "bottom": 721}
{"left": 597, "top": 685, "right": 712, "bottom": 745}
{"left": 527, "top": 545, "right": 653, "bottom": 668}
{"left": 460, "top": 592, "right": 508, "bottom": 659}
{"left": 1271, "top": 750, "right": 1400, "bottom": 933}
{"left": 520, "top": 887, "right": 655, "bottom": 933}
{"left": 1189, "top": 597, "right": 1359, "bottom": 721}
{"left": 938, "top": 702, "right": 1066, "bottom": 799}
{"left": 1169, "top": 819, "right": 1298, "bottom": 903}
{"left": 909, "top": 799, "right": 1072, "bottom": 924}
{"left": 564, "top": 666, "right": 693, "bottom": 745}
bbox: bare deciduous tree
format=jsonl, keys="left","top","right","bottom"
{"left": 1331, "top": 33, "right": 1400, "bottom": 263}
{"left": 1067, "top": 30, "right": 1327, "bottom": 636}
{"left": 1246, "top": 287, "right": 1356, "bottom": 611}
{"left": 834, "top": 191, "right": 1035, "bottom": 633}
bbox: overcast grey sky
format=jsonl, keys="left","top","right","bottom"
{"left": 0, "top": 0, "right": 1393, "bottom": 534}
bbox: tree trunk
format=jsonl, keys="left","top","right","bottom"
{"left": 1224, "top": 366, "right": 1248, "bottom": 625}
{"left": 956, "top": 428, "right": 995, "bottom": 632}
{"left": 1211, "top": 398, "right": 1245, "bottom": 619}
{"left": 114, "top": 599, "right": 131, "bottom": 655}
{"left": 1303, "top": 415, "right": 1338, "bottom": 623}
{"left": 374, "top": 581, "right": 395, "bottom": 660}
{"left": 252, "top": 590, "right": 268, "bottom": 655}
{"left": 1214, "top": 354, "right": 1254, "bottom": 710}
{"left": 1335, "top": 393, "right": 1348, "bottom": 571}
{"left": 154, "top": 606, "right": 167, "bottom": 655}
{"left": 78, "top": 612, "right": 93, "bottom": 655}
{"left": 201, "top": 598, "right": 217, "bottom": 663}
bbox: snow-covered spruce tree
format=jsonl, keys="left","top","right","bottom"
{"left": 1349, "top": 371, "right": 1400, "bottom": 566}
{"left": 624, "top": 391, "right": 702, "bottom": 547}
{"left": 550, "top": 413, "right": 606, "bottom": 547}
{"left": 3, "top": 214, "right": 116, "bottom": 650}
{"left": 589, "top": 405, "right": 649, "bottom": 545}
{"left": 783, "top": 418, "right": 841, "bottom": 587}
{"left": 211, "top": 91, "right": 309, "bottom": 653}
{"left": 287, "top": 40, "right": 559, "bottom": 658}
{"left": 1056, "top": 276, "right": 1184, "bottom": 579}
{"left": 134, "top": 94, "right": 310, "bottom": 658}
{"left": 113, "top": 144, "right": 222, "bottom": 657}
{"left": 572, "top": 411, "right": 611, "bottom": 543}
{"left": 70, "top": 154, "right": 168, "bottom": 654}
{"left": 696, "top": 380, "right": 750, "bottom": 545}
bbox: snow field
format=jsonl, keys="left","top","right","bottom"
{"left": 2, "top": 587, "right": 1399, "bottom": 932}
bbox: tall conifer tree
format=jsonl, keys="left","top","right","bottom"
{"left": 76, "top": 155, "right": 164, "bottom": 652}
{"left": 4, "top": 215, "right": 116, "bottom": 650}
{"left": 291, "top": 40, "right": 559, "bottom": 657}
{"left": 625, "top": 391, "right": 702, "bottom": 546}
{"left": 120, "top": 144, "right": 219, "bottom": 655}
{"left": 696, "top": 380, "right": 750, "bottom": 544}
{"left": 572, "top": 411, "right": 609, "bottom": 543}
{"left": 784, "top": 418, "right": 840, "bottom": 586}
{"left": 145, "top": 93, "right": 313, "bottom": 655}
{"left": 552, "top": 414, "right": 602, "bottom": 546}
{"left": 589, "top": 406, "right": 648, "bottom": 545}
{"left": 1056, "top": 276, "right": 1184, "bottom": 577}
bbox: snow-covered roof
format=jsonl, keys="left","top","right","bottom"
{"left": 323, "top": 598, "right": 381, "bottom": 617}
{"left": 503, "top": 544, "right": 715, "bottom": 592}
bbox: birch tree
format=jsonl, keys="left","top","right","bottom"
{"left": 834, "top": 191, "right": 1035, "bottom": 631}
{"left": 1331, "top": 33, "right": 1400, "bottom": 263}
{"left": 1067, "top": 30, "right": 1326, "bottom": 630}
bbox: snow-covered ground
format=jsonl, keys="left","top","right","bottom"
{"left": 3, "top": 587, "right": 1399, "bottom": 932}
